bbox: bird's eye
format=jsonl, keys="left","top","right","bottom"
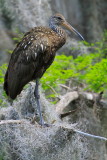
{"left": 57, "top": 17, "right": 62, "bottom": 20}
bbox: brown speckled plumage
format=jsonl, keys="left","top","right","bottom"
{"left": 4, "top": 27, "right": 66, "bottom": 99}
{"left": 4, "top": 13, "right": 84, "bottom": 100}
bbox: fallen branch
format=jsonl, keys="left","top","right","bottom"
{"left": 55, "top": 91, "right": 79, "bottom": 114}
{"left": 58, "top": 84, "right": 71, "bottom": 90}
{"left": 60, "top": 124, "right": 107, "bottom": 141}
{"left": 55, "top": 91, "right": 106, "bottom": 115}
{"left": 0, "top": 120, "right": 23, "bottom": 125}
{"left": 74, "top": 129, "right": 107, "bottom": 141}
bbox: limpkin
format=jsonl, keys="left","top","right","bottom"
{"left": 4, "top": 13, "right": 84, "bottom": 126}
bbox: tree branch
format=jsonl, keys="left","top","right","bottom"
{"left": 55, "top": 91, "right": 105, "bottom": 115}
{"left": 58, "top": 84, "right": 71, "bottom": 90}
{"left": 74, "top": 129, "right": 107, "bottom": 141}
{"left": 55, "top": 91, "right": 79, "bottom": 114}
{"left": 0, "top": 120, "right": 23, "bottom": 125}
{"left": 46, "top": 84, "right": 61, "bottom": 99}
{"left": 60, "top": 125, "right": 107, "bottom": 141}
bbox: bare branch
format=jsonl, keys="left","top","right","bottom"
{"left": 55, "top": 91, "right": 105, "bottom": 115}
{"left": 58, "top": 84, "right": 71, "bottom": 90}
{"left": 46, "top": 83, "right": 61, "bottom": 99}
{"left": 79, "top": 91, "right": 94, "bottom": 100}
{"left": 74, "top": 129, "right": 107, "bottom": 141}
{"left": 60, "top": 125, "right": 107, "bottom": 141}
{"left": 0, "top": 120, "right": 23, "bottom": 125}
{"left": 55, "top": 91, "right": 79, "bottom": 114}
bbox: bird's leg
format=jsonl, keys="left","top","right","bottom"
{"left": 34, "top": 78, "right": 45, "bottom": 126}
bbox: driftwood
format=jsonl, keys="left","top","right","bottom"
{"left": 0, "top": 120, "right": 22, "bottom": 125}
{"left": 55, "top": 91, "right": 105, "bottom": 117}
{"left": 55, "top": 91, "right": 79, "bottom": 114}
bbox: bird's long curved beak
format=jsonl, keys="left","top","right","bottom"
{"left": 62, "top": 21, "right": 84, "bottom": 40}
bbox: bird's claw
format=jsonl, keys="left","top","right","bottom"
{"left": 30, "top": 115, "right": 51, "bottom": 127}
{"left": 30, "top": 116, "right": 37, "bottom": 124}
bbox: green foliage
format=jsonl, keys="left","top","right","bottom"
{"left": 85, "top": 59, "right": 107, "bottom": 92}
{"left": 41, "top": 53, "right": 103, "bottom": 96}
{"left": 0, "top": 64, "right": 8, "bottom": 107}
{"left": 73, "top": 53, "right": 107, "bottom": 92}
{"left": 0, "top": 64, "right": 7, "bottom": 85}
{"left": 12, "top": 28, "right": 24, "bottom": 43}
{"left": 41, "top": 55, "right": 77, "bottom": 91}
{"left": 0, "top": 155, "right": 4, "bottom": 160}
{"left": 0, "top": 151, "right": 5, "bottom": 160}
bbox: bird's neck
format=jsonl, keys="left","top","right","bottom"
{"left": 49, "top": 21, "right": 64, "bottom": 36}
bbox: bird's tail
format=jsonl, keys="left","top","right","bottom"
{"left": 4, "top": 70, "right": 9, "bottom": 96}
{"left": 4, "top": 70, "right": 21, "bottom": 100}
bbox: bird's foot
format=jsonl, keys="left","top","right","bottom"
{"left": 30, "top": 115, "right": 51, "bottom": 127}
{"left": 30, "top": 115, "right": 37, "bottom": 124}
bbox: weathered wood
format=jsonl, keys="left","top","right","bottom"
{"left": 55, "top": 91, "right": 105, "bottom": 115}
{"left": 0, "top": 120, "right": 23, "bottom": 125}
{"left": 55, "top": 91, "right": 79, "bottom": 114}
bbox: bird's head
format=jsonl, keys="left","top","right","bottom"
{"left": 50, "top": 13, "right": 66, "bottom": 26}
{"left": 49, "top": 13, "right": 84, "bottom": 40}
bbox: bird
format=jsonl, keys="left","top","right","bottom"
{"left": 4, "top": 13, "right": 84, "bottom": 126}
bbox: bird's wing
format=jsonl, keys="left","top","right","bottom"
{"left": 4, "top": 28, "right": 51, "bottom": 99}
